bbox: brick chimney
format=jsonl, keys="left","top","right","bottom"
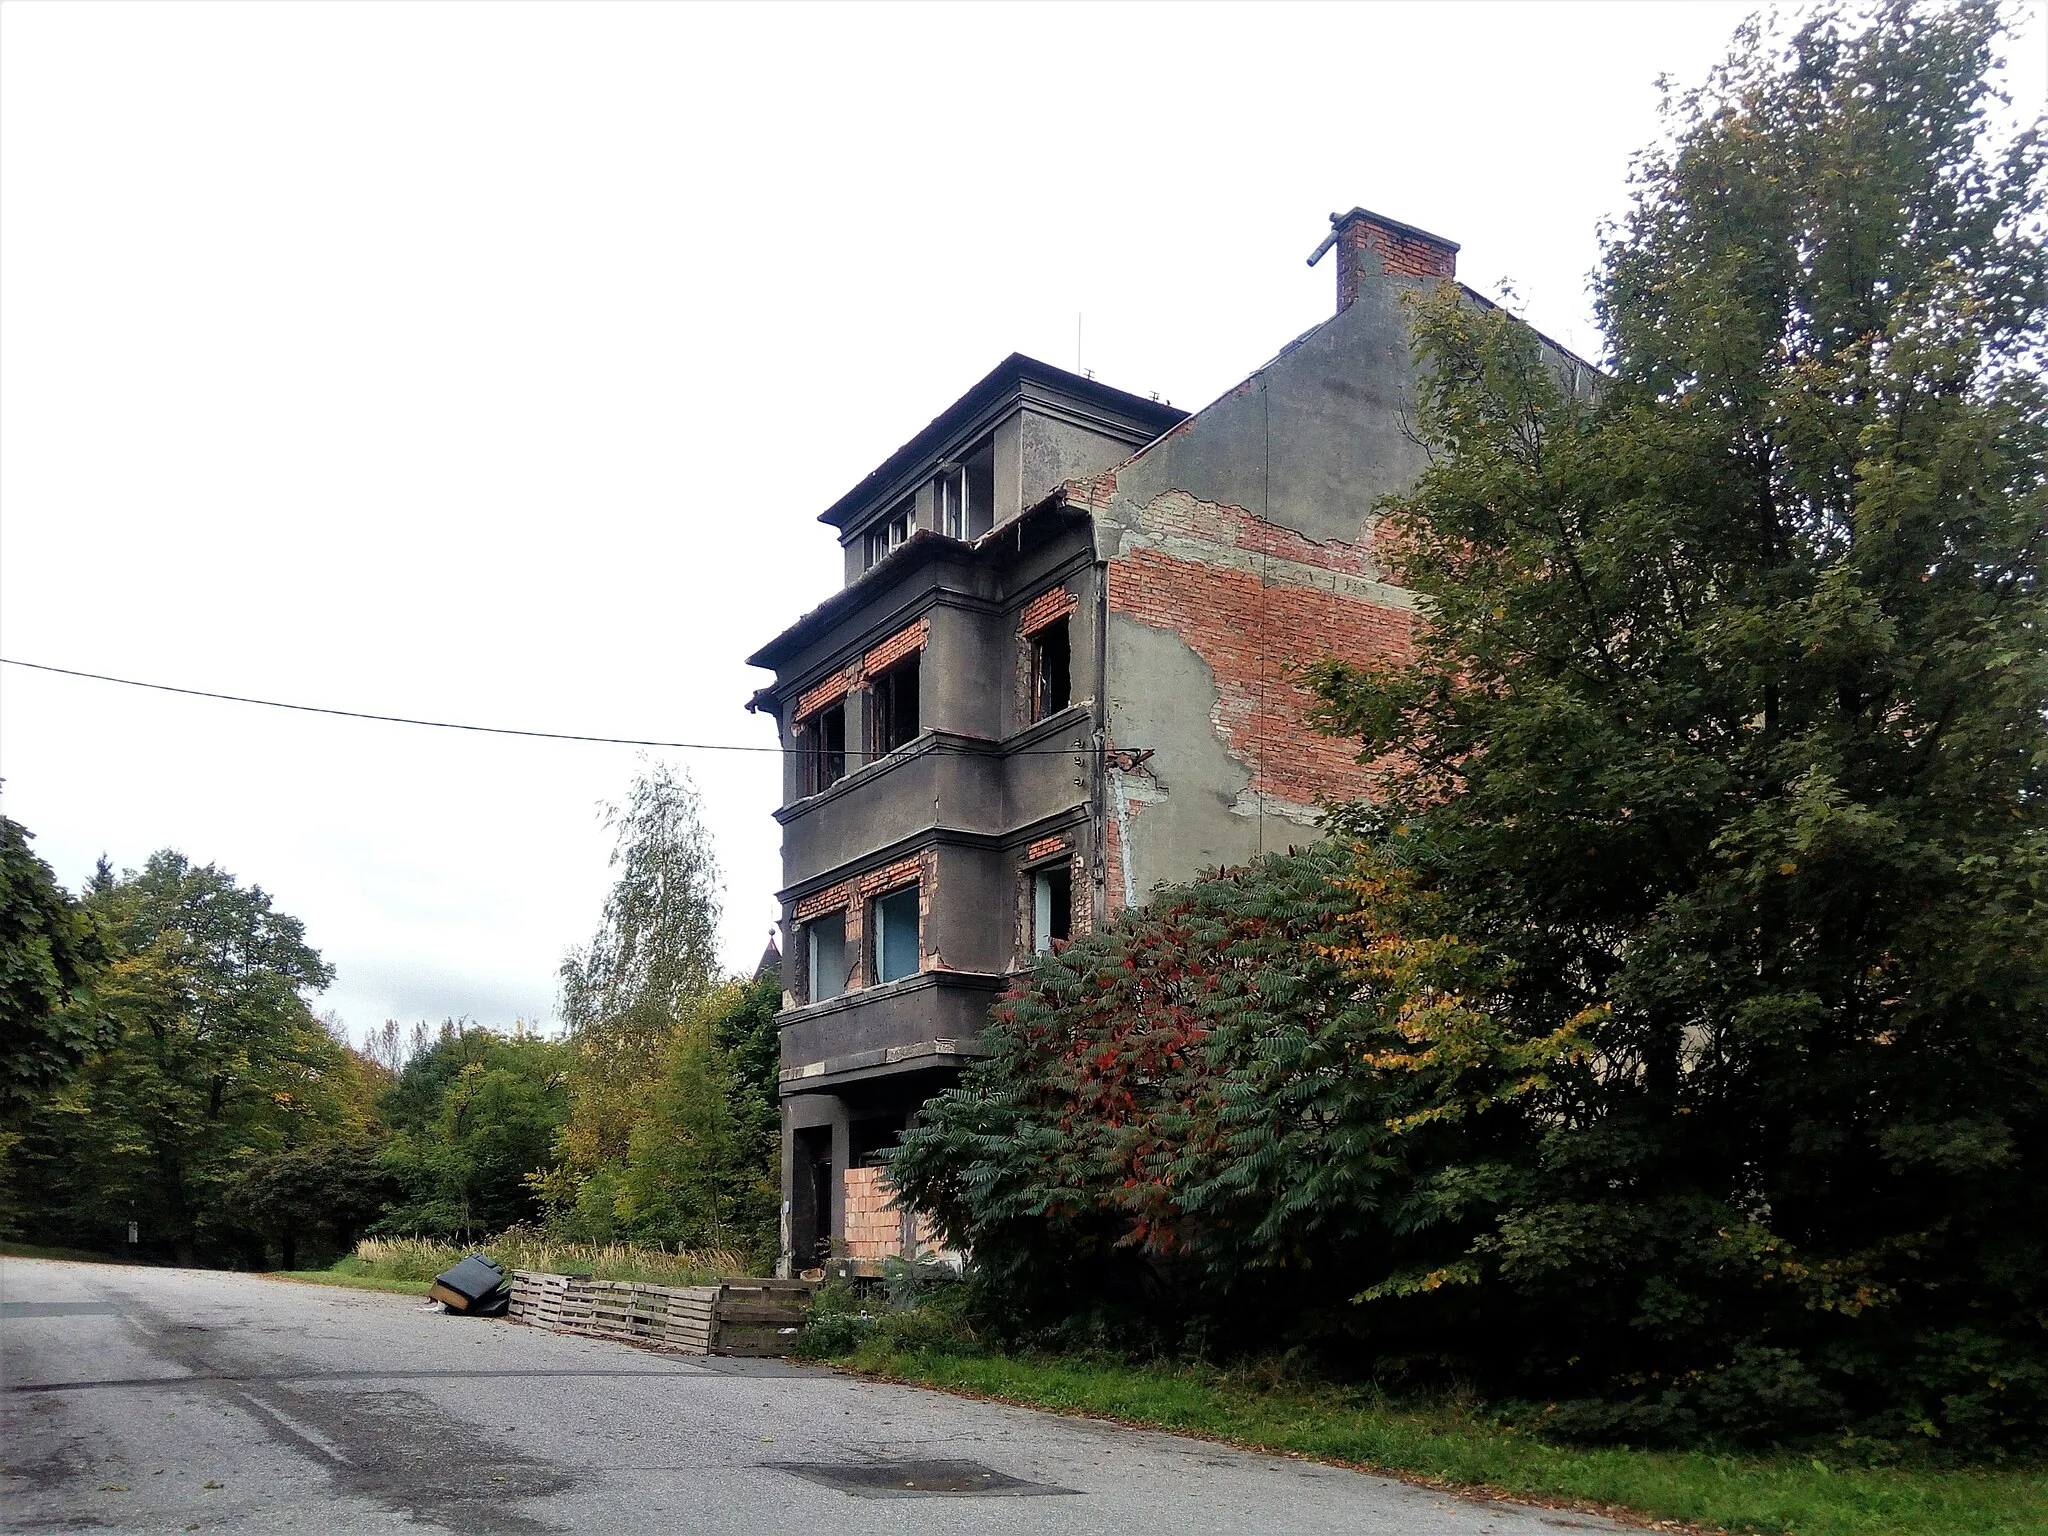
{"left": 1310, "top": 207, "right": 1459, "bottom": 312}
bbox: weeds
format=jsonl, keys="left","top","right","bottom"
{"left": 349, "top": 1228, "right": 748, "bottom": 1287}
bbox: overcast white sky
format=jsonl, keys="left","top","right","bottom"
{"left": 4, "top": 2, "right": 2041, "bottom": 1041}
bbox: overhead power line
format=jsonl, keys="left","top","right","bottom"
{"left": 0, "top": 657, "right": 1102, "bottom": 757}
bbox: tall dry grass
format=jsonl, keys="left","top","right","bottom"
{"left": 352, "top": 1230, "right": 750, "bottom": 1286}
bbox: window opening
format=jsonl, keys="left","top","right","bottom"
{"left": 873, "top": 886, "right": 920, "bottom": 984}
{"left": 869, "top": 654, "right": 920, "bottom": 756}
{"left": 805, "top": 703, "right": 847, "bottom": 794}
{"left": 863, "top": 498, "right": 914, "bottom": 569}
{"left": 936, "top": 441, "right": 994, "bottom": 540}
{"left": 1032, "top": 865, "right": 1072, "bottom": 954}
{"left": 807, "top": 910, "right": 848, "bottom": 1002}
{"left": 1030, "top": 615, "right": 1072, "bottom": 721}
{"left": 964, "top": 439, "right": 995, "bottom": 538}
{"left": 935, "top": 464, "right": 966, "bottom": 539}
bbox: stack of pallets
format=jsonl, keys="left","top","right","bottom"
{"left": 506, "top": 1271, "right": 812, "bottom": 1356}
{"left": 506, "top": 1269, "right": 588, "bottom": 1331}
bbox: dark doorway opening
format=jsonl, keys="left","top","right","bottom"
{"left": 791, "top": 1126, "right": 832, "bottom": 1271}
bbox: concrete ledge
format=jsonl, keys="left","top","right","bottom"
{"left": 779, "top": 1035, "right": 992, "bottom": 1097}
{"left": 775, "top": 967, "right": 1005, "bottom": 1030}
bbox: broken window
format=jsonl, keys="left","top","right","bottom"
{"left": 869, "top": 653, "right": 920, "bottom": 756}
{"left": 1032, "top": 864, "right": 1072, "bottom": 954}
{"left": 1030, "top": 615, "right": 1072, "bottom": 721}
{"left": 873, "top": 885, "right": 920, "bottom": 984}
{"left": 806, "top": 911, "right": 848, "bottom": 1002}
{"left": 935, "top": 440, "right": 996, "bottom": 540}
{"left": 803, "top": 702, "right": 847, "bottom": 795}
{"left": 863, "top": 499, "right": 914, "bottom": 570}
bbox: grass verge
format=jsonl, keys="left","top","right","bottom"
{"left": 836, "top": 1348, "right": 2047, "bottom": 1536}
{"left": 0, "top": 1240, "right": 134, "bottom": 1264}
{"left": 264, "top": 1261, "right": 434, "bottom": 1297}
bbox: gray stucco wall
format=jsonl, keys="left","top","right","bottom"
{"left": 1019, "top": 409, "right": 1155, "bottom": 523}
{"left": 1104, "top": 614, "right": 1262, "bottom": 903}
{"left": 1096, "top": 266, "right": 1441, "bottom": 905}
{"left": 1106, "top": 273, "right": 1434, "bottom": 550}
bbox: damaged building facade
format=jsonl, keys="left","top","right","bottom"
{"left": 748, "top": 207, "right": 1492, "bottom": 1274}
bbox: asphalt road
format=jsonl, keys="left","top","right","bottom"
{"left": 0, "top": 1257, "right": 1619, "bottom": 1534}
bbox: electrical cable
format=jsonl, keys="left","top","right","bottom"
{"left": 0, "top": 656, "right": 1107, "bottom": 757}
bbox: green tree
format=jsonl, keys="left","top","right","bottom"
{"left": 228, "top": 1136, "right": 396, "bottom": 1269}
{"left": 376, "top": 1023, "right": 568, "bottom": 1239}
{"left": 558, "top": 761, "right": 723, "bottom": 1033}
{"left": 616, "top": 977, "right": 782, "bottom": 1259}
{"left": 1304, "top": 1, "right": 2047, "bottom": 1450}
{"left": 541, "top": 762, "right": 732, "bottom": 1228}
{"left": 711, "top": 974, "right": 782, "bottom": 1210}
{"left": 890, "top": 845, "right": 1575, "bottom": 1352}
{"left": 0, "top": 813, "right": 109, "bottom": 1113}
{"left": 537, "top": 979, "right": 781, "bottom": 1261}
{"left": 10, "top": 851, "right": 351, "bottom": 1263}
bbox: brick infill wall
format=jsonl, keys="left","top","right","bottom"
{"left": 1019, "top": 585, "right": 1077, "bottom": 636}
{"left": 864, "top": 619, "right": 928, "bottom": 676}
{"left": 843, "top": 1164, "right": 943, "bottom": 1263}
{"left": 791, "top": 618, "right": 929, "bottom": 722}
{"left": 1103, "top": 491, "right": 1414, "bottom": 812}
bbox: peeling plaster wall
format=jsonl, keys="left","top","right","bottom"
{"left": 1104, "top": 613, "right": 1255, "bottom": 902}
{"left": 1093, "top": 267, "right": 1435, "bottom": 907}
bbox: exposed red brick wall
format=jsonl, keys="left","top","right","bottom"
{"left": 796, "top": 670, "right": 856, "bottom": 721}
{"left": 791, "top": 849, "right": 935, "bottom": 994}
{"left": 1117, "top": 492, "right": 1385, "bottom": 578}
{"left": 842, "top": 1165, "right": 943, "bottom": 1260}
{"left": 843, "top": 1165, "right": 902, "bottom": 1261}
{"left": 1019, "top": 585, "right": 1077, "bottom": 637}
{"left": 1335, "top": 213, "right": 1457, "bottom": 310}
{"left": 792, "top": 619, "right": 926, "bottom": 723}
{"left": 1107, "top": 533, "right": 1413, "bottom": 813}
{"left": 857, "top": 855, "right": 923, "bottom": 899}
{"left": 793, "top": 883, "right": 852, "bottom": 923}
{"left": 863, "top": 618, "right": 928, "bottom": 676}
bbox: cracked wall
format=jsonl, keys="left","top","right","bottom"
{"left": 1089, "top": 265, "right": 1434, "bottom": 906}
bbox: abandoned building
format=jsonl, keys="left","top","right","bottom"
{"left": 748, "top": 206, "right": 1532, "bottom": 1275}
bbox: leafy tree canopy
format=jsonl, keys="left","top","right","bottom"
{"left": 375, "top": 1023, "right": 568, "bottom": 1239}
{"left": 891, "top": 843, "right": 1577, "bottom": 1354}
{"left": 0, "top": 812, "right": 108, "bottom": 1112}
{"left": 559, "top": 761, "right": 723, "bottom": 1034}
{"left": 1299, "top": 0, "right": 2047, "bottom": 1451}
{"left": 8, "top": 851, "right": 357, "bottom": 1263}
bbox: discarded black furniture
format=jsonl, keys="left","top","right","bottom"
{"left": 428, "top": 1254, "right": 510, "bottom": 1315}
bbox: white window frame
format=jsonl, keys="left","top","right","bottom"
{"left": 935, "top": 464, "right": 966, "bottom": 539}
{"left": 1032, "top": 863, "right": 1072, "bottom": 955}
{"left": 864, "top": 503, "right": 914, "bottom": 569}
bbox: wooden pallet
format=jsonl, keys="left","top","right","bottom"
{"left": 506, "top": 1272, "right": 811, "bottom": 1356}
